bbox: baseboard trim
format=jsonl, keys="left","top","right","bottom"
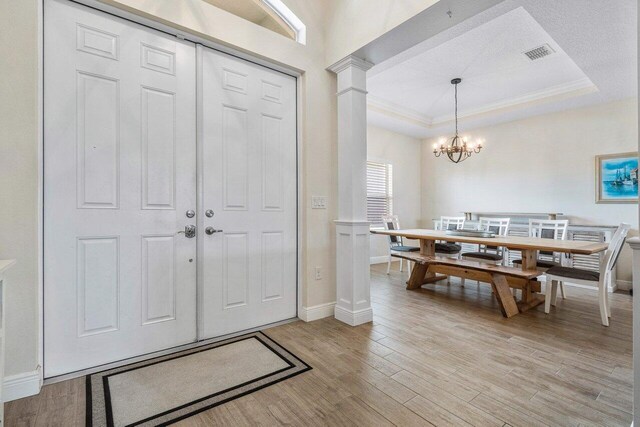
{"left": 616, "top": 280, "right": 632, "bottom": 291}
{"left": 334, "top": 305, "right": 373, "bottom": 326}
{"left": 370, "top": 255, "right": 390, "bottom": 265}
{"left": 370, "top": 256, "right": 405, "bottom": 265}
{"left": 3, "top": 369, "right": 42, "bottom": 402}
{"left": 298, "top": 302, "right": 336, "bottom": 322}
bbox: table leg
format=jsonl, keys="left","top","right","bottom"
{"left": 406, "top": 239, "right": 434, "bottom": 289}
{"left": 517, "top": 249, "right": 545, "bottom": 312}
{"left": 491, "top": 274, "right": 520, "bottom": 318}
{"left": 521, "top": 250, "right": 537, "bottom": 306}
{"left": 420, "top": 239, "right": 435, "bottom": 256}
{"left": 406, "top": 264, "right": 428, "bottom": 290}
{"left": 520, "top": 249, "right": 538, "bottom": 271}
{"left": 405, "top": 239, "right": 446, "bottom": 290}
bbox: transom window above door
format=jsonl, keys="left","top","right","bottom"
{"left": 201, "top": 0, "right": 306, "bottom": 44}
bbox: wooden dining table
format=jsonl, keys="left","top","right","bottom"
{"left": 371, "top": 229, "right": 609, "bottom": 317}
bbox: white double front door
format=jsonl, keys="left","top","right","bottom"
{"left": 44, "top": 0, "right": 297, "bottom": 378}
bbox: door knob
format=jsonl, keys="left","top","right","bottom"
{"left": 178, "top": 225, "right": 196, "bottom": 238}
{"left": 205, "top": 227, "right": 223, "bottom": 235}
{"left": 205, "top": 209, "right": 214, "bottom": 218}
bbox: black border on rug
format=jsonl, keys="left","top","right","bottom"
{"left": 85, "top": 331, "right": 312, "bottom": 427}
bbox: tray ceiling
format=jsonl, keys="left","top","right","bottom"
{"left": 367, "top": 1, "right": 637, "bottom": 138}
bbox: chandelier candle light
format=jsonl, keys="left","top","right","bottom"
{"left": 433, "top": 78, "right": 484, "bottom": 163}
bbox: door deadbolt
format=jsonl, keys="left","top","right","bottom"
{"left": 185, "top": 210, "right": 195, "bottom": 218}
{"left": 178, "top": 225, "right": 196, "bottom": 238}
{"left": 205, "top": 209, "right": 214, "bottom": 218}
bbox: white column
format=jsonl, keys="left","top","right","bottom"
{"left": 328, "top": 56, "right": 374, "bottom": 326}
{"left": 628, "top": 237, "right": 640, "bottom": 427}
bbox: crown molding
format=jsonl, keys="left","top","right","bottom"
{"left": 368, "top": 78, "right": 598, "bottom": 130}
{"left": 328, "top": 55, "right": 374, "bottom": 74}
{"left": 367, "top": 95, "right": 431, "bottom": 128}
{"left": 431, "top": 77, "right": 597, "bottom": 125}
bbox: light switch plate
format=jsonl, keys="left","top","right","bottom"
{"left": 311, "top": 196, "right": 327, "bottom": 209}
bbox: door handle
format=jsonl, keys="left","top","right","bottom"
{"left": 178, "top": 225, "right": 196, "bottom": 238}
{"left": 205, "top": 227, "right": 223, "bottom": 235}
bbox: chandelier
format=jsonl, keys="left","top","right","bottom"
{"left": 433, "top": 78, "right": 484, "bottom": 163}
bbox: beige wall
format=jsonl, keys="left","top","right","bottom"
{"left": 367, "top": 125, "right": 421, "bottom": 262}
{"left": 421, "top": 98, "right": 639, "bottom": 282}
{"left": 324, "top": 0, "right": 438, "bottom": 66}
{"left": 0, "top": 0, "right": 40, "bottom": 377}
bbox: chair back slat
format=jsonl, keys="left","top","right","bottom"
{"left": 439, "top": 216, "right": 465, "bottom": 231}
{"left": 603, "top": 223, "right": 631, "bottom": 274}
{"left": 478, "top": 217, "right": 510, "bottom": 254}
{"left": 529, "top": 219, "right": 569, "bottom": 240}
{"left": 478, "top": 217, "right": 510, "bottom": 236}
{"left": 382, "top": 215, "right": 403, "bottom": 247}
{"left": 610, "top": 237, "right": 626, "bottom": 269}
{"left": 529, "top": 219, "right": 569, "bottom": 259}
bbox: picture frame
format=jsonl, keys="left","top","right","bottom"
{"left": 595, "top": 152, "right": 639, "bottom": 204}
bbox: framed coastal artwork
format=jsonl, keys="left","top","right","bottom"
{"left": 595, "top": 152, "right": 639, "bottom": 204}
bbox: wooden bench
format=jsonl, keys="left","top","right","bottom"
{"left": 392, "top": 252, "right": 543, "bottom": 318}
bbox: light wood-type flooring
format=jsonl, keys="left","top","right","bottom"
{"left": 6, "top": 264, "right": 633, "bottom": 426}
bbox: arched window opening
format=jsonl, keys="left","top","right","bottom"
{"left": 202, "top": 0, "right": 306, "bottom": 44}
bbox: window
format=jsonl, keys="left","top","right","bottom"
{"left": 201, "top": 0, "right": 306, "bottom": 44}
{"left": 367, "top": 161, "right": 393, "bottom": 226}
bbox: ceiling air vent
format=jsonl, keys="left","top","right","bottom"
{"left": 523, "top": 44, "right": 555, "bottom": 61}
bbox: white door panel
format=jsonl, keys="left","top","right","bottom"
{"left": 199, "top": 47, "right": 297, "bottom": 338}
{"left": 44, "top": 0, "right": 197, "bottom": 377}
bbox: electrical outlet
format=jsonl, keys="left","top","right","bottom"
{"left": 314, "top": 267, "right": 322, "bottom": 280}
{"left": 311, "top": 196, "right": 327, "bottom": 209}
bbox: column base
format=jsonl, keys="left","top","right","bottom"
{"left": 335, "top": 220, "right": 372, "bottom": 326}
{"left": 334, "top": 306, "right": 373, "bottom": 326}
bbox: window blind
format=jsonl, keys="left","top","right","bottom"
{"left": 367, "top": 161, "right": 393, "bottom": 225}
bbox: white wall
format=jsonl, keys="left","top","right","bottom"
{"left": 323, "top": 0, "right": 438, "bottom": 66}
{"left": 0, "top": 0, "right": 40, "bottom": 379}
{"left": 368, "top": 125, "right": 422, "bottom": 263}
{"left": 421, "top": 98, "right": 638, "bottom": 282}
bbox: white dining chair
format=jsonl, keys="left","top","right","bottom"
{"left": 460, "top": 217, "right": 510, "bottom": 287}
{"left": 438, "top": 216, "right": 466, "bottom": 232}
{"left": 436, "top": 216, "right": 465, "bottom": 256}
{"left": 435, "top": 216, "right": 465, "bottom": 284}
{"left": 544, "top": 223, "right": 629, "bottom": 326}
{"left": 461, "top": 217, "right": 511, "bottom": 264}
{"left": 512, "top": 219, "right": 569, "bottom": 298}
{"left": 382, "top": 215, "right": 419, "bottom": 274}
